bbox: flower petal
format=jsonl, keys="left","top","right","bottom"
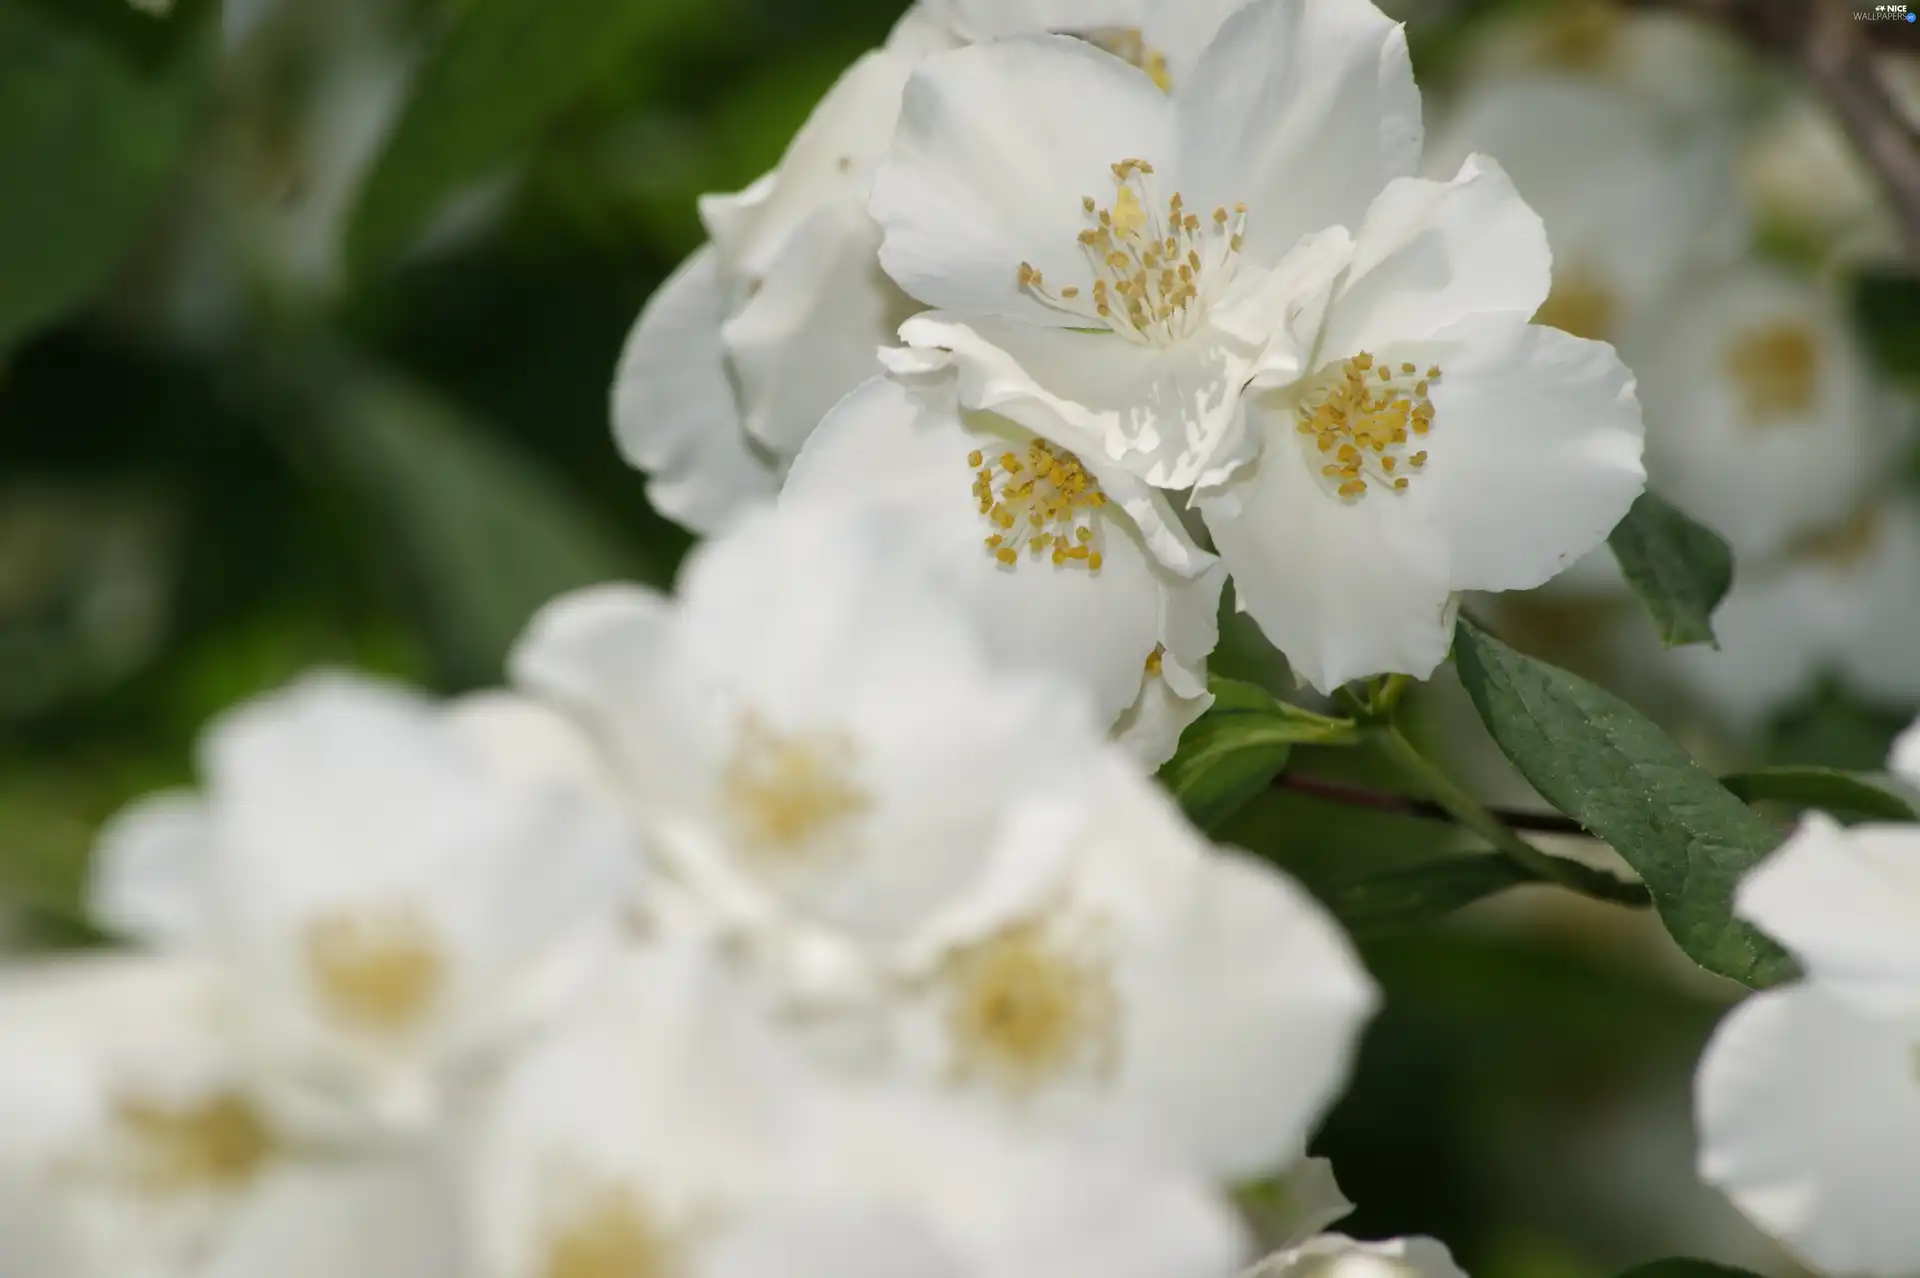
{"left": 1200, "top": 400, "right": 1456, "bottom": 693}
{"left": 612, "top": 246, "right": 780, "bottom": 535}
{"left": 1697, "top": 985, "right": 1920, "bottom": 1276}
{"left": 721, "top": 196, "right": 915, "bottom": 456}
{"left": 782, "top": 376, "right": 1167, "bottom": 727}
{"left": 873, "top": 35, "right": 1175, "bottom": 323}
{"left": 1388, "top": 317, "right": 1645, "bottom": 594}
{"left": 1736, "top": 812, "right": 1920, "bottom": 1015}
{"left": 1173, "top": 0, "right": 1421, "bottom": 268}
{"left": 89, "top": 791, "right": 211, "bottom": 949}
{"left": 1316, "top": 156, "right": 1551, "bottom": 360}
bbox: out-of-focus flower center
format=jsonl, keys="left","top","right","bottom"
{"left": 1295, "top": 353, "right": 1441, "bottom": 500}
{"left": 722, "top": 714, "right": 869, "bottom": 854}
{"left": 306, "top": 908, "right": 446, "bottom": 1037}
{"left": 1535, "top": 267, "right": 1617, "bottom": 343}
{"left": 1724, "top": 321, "right": 1820, "bottom": 422}
{"left": 1787, "top": 504, "right": 1883, "bottom": 569}
{"left": 110, "top": 1092, "right": 276, "bottom": 1194}
{"left": 946, "top": 922, "right": 1117, "bottom": 1093}
{"left": 1019, "top": 159, "right": 1248, "bottom": 348}
{"left": 542, "top": 1183, "right": 678, "bottom": 1278}
{"left": 1535, "top": 2, "right": 1624, "bottom": 71}
{"left": 969, "top": 439, "right": 1109, "bottom": 571}
{"left": 1077, "top": 27, "right": 1173, "bottom": 92}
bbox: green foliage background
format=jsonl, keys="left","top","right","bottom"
{"left": 2, "top": 0, "right": 1913, "bottom": 1272}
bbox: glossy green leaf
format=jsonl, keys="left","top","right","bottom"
{"left": 1453, "top": 615, "right": 1795, "bottom": 988}
{"left": 0, "top": 0, "right": 204, "bottom": 348}
{"left": 347, "top": 0, "right": 708, "bottom": 273}
{"left": 1159, "top": 679, "right": 1357, "bottom": 832}
{"left": 1722, "top": 766, "right": 1920, "bottom": 824}
{"left": 1607, "top": 491, "right": 1732, "bottom": 648}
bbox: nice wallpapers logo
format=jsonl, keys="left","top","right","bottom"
{"left": 1857, "top": 2, "right": 1917, "bottom": 20}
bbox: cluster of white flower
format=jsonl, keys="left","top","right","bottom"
{"left": 1696, "top": 717, "right": 1920, "bottom": 1275}
{"left": 0, "top": 505, "right": 1459, "bottom": 1277}
{"left": 1456, "top": 2, "right": 1920, "bottom": 729}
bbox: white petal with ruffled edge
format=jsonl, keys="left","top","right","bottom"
{"left": 1242, "top": 1233, "right": 1466, "bottom": 1278}
{"left": 611, "top": 247, "right": 779, "bottom": 535}
{"left": 1697, "top": 984, "right": 1920, "bottom": 1276}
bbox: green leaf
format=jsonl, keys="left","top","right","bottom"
{"left": 1614, "top": 1262, "right": 1766, "bottom": 1278}
{"left": 1313, "top": 854, "right": 1532, "bottom": 936}
{"left": 1722, "top": 766, "right": 1920, "bottom": 824}
{"left": 0, "top": 0, "right": 204, "bottom": 349}
{"left": 1159, "top": 679, "right": 1356, "bottom": 832}
{"left": 1606, "top": 491, "right": 1733, "bottom": 648}
{"left": 1452, "top": 615, "right": 1796, "bottom": 988}
{"left": 1856, "top": 267, "right": 1920, "bottom": 385}
{"left": 249, "top": 339, "right": 655, "bottom": 688}
{"left": 347, "top": 0, "right": 708, "bottom": 273}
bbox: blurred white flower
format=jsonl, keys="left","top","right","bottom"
{"left": 878, "top": 758, "right": 1376, "bottom": 1180}
{"left": 1195, "top": 158, "right": 1645, "bottom": 692}
{"left": 510, "top": 504, "right": 1112, "bottom": 1005}
{"left": 88, "top": 674, "right": 637, "bottom": 1140}
{"left": 872, "top": 0, "right": 1421, "bottom": 491}
{"left": 467, "top": 934, "right": 1252, "bottom": 1278}
{"left": 780, "top": 371, "right": 1224, "bottom": 766}
{"left": 0, "top": 956, "right": 456, "bottom": 1278}
{"left": 1627, "top": 262, "right": 1903, "bottom": 563}
{"left": 1426, "top": 77, "right": 1743, "bottom": 347}
{"left": 1663, "top": 498, "right": 1920, "bottom": 728}
{"left": 1697, "top": 726, "right": 1920, "bottom": 1273}
{"left": 1242, "top": 1234, "right": 1467, "bottom": 1278}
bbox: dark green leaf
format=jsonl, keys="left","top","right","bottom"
{"left": 0, "top": 0, "right": 204, "bottom": 348}
{"left": 249, "top": 339, "right": 654, "bottom": 688}
{"left": 1159, "top": 679, "right": 1355, "bottom": 832}
{"left": 1614, "top": 1262, "right": 1766, "bottom": 1278}
{"left": 1606, "top": 491, "right": 1732, "bottom": 648}
{"left": 1312, "top": 854, "right": 1532, "bottom": 936}
{"left": 1856, "top": 268, "right": 1920, "bottom": 385}
{"left": 1452, "top": 615, "right": 1795, "bottom": 988}
{"left": 347, "top": 0, "right": 708, "bottom": 273}
{"left": 1722, "top": 766, "right": 1920, "bottom": 824}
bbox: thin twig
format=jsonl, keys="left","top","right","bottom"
{"left": 1625, "top": 0, "right": 1920, "bottom": 257}
{"left": 1278, "top": 773, "right": 1593, "bottom": 837}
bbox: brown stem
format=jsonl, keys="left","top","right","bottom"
{"left": 1624, "top": 0, "right": 1920, "bottom": 257}
{"left": 1278, "top": 773, "right": 1593, "bottom": 837}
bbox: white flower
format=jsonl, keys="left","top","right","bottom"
{"left": 1425, "top": 77, "right": 1743, "bottom": 348}
{"left": 1740, "top": 91, "right": 1906, "bottom": 266}
{"left": 0, "top": 955, "right": 455, "bottom": 1278}
{"left": 1626, "top": 261, "right": 1903, "bottom": 562}
{"left": 509, "top": 504, "right": 1112, "bottom": 1004}
{"left": 1695, "top": 731, "right": 1920, "bottom": 1273}
{"left": 877, "top": 757, "right": 1375, "bottom": 1181}
{"left": 1242, "top": 1234, "right": 1467, "bottom": 1278}
{"left": 467, "top": 934, "right": 1251, "bottom": 1278}
{"left": 871, "top": 0, "right": 1422, "bottom": 490}
{"left": 780, "top": 370, "right": 1224, "bottom": 767}
{"left": 87, "top": 673, "right": 637, "bottom": 1139}
{"left": 1195, "top": 157, "right": 1645, "bottom": 693}
{"left": 1664, "top": 498, "right": 1920, "bottom": 728}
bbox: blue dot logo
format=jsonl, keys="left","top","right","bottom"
{"left": 1909, "top": 12, "right": 1917, "bottom": 22}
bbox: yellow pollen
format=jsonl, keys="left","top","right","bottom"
{"left": 1725, "top": 322, "right": 1820, "bottom": 422}
{"left": 1535, "top": 267, "right": 1618, "bottom": 342}
{"left": 1144, "top": 645, "right": 1164, "bottom": 675}
{"left": 722, "top": 714, "right": 868, "bottom": 852}
{"left": 1077, "top": 27, "right": 1174, "bottom": 92}
{"left": 543, "top": 1185, "right": 678, "bottom": 1278}
{"left": 946, "top": 922, "right": 1117, "bottom": 1093}
{"left": 114, "top": 1092, "right": 275, "bottom": 1193}
{"left": 1019, "top": 160, "right": 1248, "bottom": 347}
{"left": 306, "top": 908, "right": 445, "bottom": 1036}
{"left": 971, "top": 438, "right": 1108, "bottom": 573}
{"left": 1295, "top": 352, "right": 1442, "bottom": 501}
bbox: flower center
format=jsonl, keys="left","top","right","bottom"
{"left": 1536, "top": 267, "right": 1617, "bottom": 342}
{"left": 1724, "top": 321, "right": 1820, "bottom": 422}
{"left": 969, "top": 439, "right": 1109, "bottom": 571}
{"left": 1295, "top": 352, "right": 1442, "bottom": 500}
{"left": 112, "top": 1092, "right": 276, "bottom": 1194}
{"left": 543, "top": 1184, "right": 679, "bottom": 1278}
{"left": 1019, "top": 159, "right": 1248, "bottom": 348}
{"left": 1537, "top": 2, "right": 1624, "bottom": 70}
{"left": 1077, "top": 27, "right": 1173, "bottom": 92}
{"left": 722, "top": 713, "right": 869, "bottom": 853}
{"left": 945, "top": 922, "right": 1118, "bottom": 1093}
{"left": 306, "top": 908, "right": 446, "bottom": 1037}
{"left": 1787, "top": 503, "right": 1883, "bottom": 569}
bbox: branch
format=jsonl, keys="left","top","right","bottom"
{"left": 1625, "top": 0, "right": 1920, "bottom": 257}
{"left": 1279, "top": 773, "right": 1592, "bottom": 836}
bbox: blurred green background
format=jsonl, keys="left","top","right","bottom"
{"left": 3, "top": 0, "right": 1916, "bottom": 1272}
